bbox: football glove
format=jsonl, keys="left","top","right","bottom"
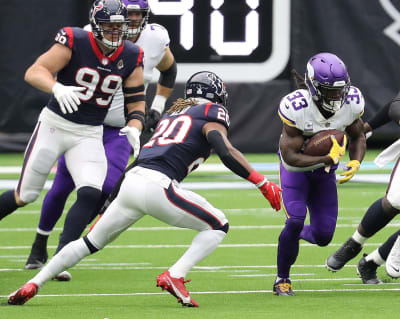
{"left": 52, "top": 82, "right": 85, "bottom": 114}
{"left": 145, "top": 109, "right": 161, "bottom": 133}
{"left": 328, "top": 135, "right": 347, "bottom": 164}
{"left": 120, "top": 126, "right": 141, "bottom": 158}
{"left": 339, "top": 160, "right": 360, "bottom": 184}
{"left": 247, "top": 170, "right": 282, "bottom": 211}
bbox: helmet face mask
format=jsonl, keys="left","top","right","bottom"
{"left": 185, "top": 71, "right": 228, "bottom": 108}
{"left": 305, "top": 52, "right": 350, "bottom": 113}
{"left": 122, "top": 0, "right": 150, "bottom": 38}
{"left": 90, "top": 0, "right": 129, "bottom": 49}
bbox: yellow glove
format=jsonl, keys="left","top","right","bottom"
{"left": 339, "top": 160, "right": 360, "bottom": 184}
{"left": 328, "top": 135, "right": 347, "bottom": 164}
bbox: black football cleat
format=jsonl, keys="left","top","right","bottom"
{"left": 273, "top": 278, "right": 295, "bottom": 296}
{"left": 326, "top": 237, "right": 362, "bottom": 272}
{"left": 357, "top": 254, "right": 382, "bottom": 284}
{"left": 25, "top": 241, "right": 48, "bottom": 270}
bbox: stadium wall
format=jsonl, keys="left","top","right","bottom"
{"left": 1, "top": 0, "right": 399, "bottom": 152}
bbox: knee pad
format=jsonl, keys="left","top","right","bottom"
{"left": 30, "top": 149, "right": 56, "bottom": 175}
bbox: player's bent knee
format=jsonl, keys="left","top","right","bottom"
{"left": 285, "top": 218, "right": 304, "bottom": 235}
{"left": 18, "top": 190, "right": 40, "bottom": 204}
{"left": 216, "top": 222, "right": 229, "bottom": 234}
{"left": 76, "top": 186, "right": 102, "bottom": 202}
{"left": 314, "top": 232, "right": 333, "bottom": 247}
{"left": 383, "top": 196, "right": 400, "bottom": 215}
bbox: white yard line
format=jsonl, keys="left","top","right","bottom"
{"left": 2, "top": 287, "right": 400, "bottom": 299}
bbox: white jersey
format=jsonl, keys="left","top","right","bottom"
{"left": 83, "top": 23, "right": 170, "bottom": 127}
{"left": 278, "top": 87, "right": 364, "bottom": 172}
{"left": 278, "top": 87, "right": 364, "bottom": 136}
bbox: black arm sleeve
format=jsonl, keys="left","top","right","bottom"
{"left": 206, "top": 130, "right": 250, "bottom": 179}
{"left": 158, "top": 60, "right": 177, "bottom": 89}
{"left": 389, "top": 98, "right": 400, "bottom": 125}
{"left": 368, "top": 101, "right": 391, "bottom": 130}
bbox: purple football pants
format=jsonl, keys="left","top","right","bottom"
{"left": 37, "top": 126, "right": 131, "bottom": 232}
{"left": 277, "top": 162, "right": 338, "bottom": 279}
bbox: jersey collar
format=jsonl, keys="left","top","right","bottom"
{"left": 88, "top": 32, "right": 125, "bottom": 65}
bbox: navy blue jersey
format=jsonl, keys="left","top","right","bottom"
{"left": 138, "top": 102, "right": 230, "bottom": 182}
{"left": 47, "top": 27, "right": 143, "bottom": 125}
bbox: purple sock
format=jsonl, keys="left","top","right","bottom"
{"left": 277, "top": 218, "right": 304, "bottom": 278}
{"left": 38, "top": 155, "right": 74, "bottom": 232}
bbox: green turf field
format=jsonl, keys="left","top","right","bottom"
{"left": 0, "top": 152, "right": 398, "bottom": 319}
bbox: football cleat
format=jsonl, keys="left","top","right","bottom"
{"left": 326, "top": 237, "right": 362, "bottom": 271}
{"left": 357, "top": 254, "right": 383, "bottom": 284}
{"left": 8, "top": 282, "right": 39, "bottom": 305}
{"left": 273, "top": 278, "right": 295, "bottom": 296}
{"left": 53, "top": 270, "right": 72, "bottom": 281}
{"left": 156, "top": 270, "right": 199, "bottom": 307}
{"left": 386, "top": 235, "right": 400, "bottom": 278}
{"left": 25, "top": 243, "right": 48, "bottom": 270}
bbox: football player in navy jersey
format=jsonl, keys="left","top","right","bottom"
{"left": 0, "top": 0, "right": 145, "bottom": 272}
{"left": 8, "top": 71, "right": 281, "bottom": 307}
{"left": 24, "top": 0, "right": 177, "bottom": 274}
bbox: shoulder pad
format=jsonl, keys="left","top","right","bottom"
{"left": 346, "top": 86, "right": 365, "bottom": 118}
{"left": 203, "top": 103, "right": 230, "bottom": 129}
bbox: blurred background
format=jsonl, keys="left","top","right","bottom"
{"left": 1, "top": 0, "right": 399, "bottom": 153}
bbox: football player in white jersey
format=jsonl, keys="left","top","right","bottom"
{"left": 24, "top": 0, "right": 177, "bottom": 275}
{"left": 326, "top": 89, "right": 400, "bottom": 284}
{"left": 274, "top": 52, "right": 366, "bottom": 296}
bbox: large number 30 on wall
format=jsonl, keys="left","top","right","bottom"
{"left": 148, "top": 0, "right": 291, "bottom": 82}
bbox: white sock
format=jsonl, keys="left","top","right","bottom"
{"left": 169, "top": 229, "right": 226, "bottom": 278}
{"left": 365, "top": 249, "right": 385, "bottom": 266}
{"left": 28, "top": 238, "right": 91, "bottom": 287}
{"left": 352, "top": 230, "right": 368, "bottom": 245}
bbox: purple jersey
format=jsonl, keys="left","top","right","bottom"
{"left": 138, "top": 102, "right": 230, "bottom": 182}
{"left": 47, "top": 27, "right": 144, "bottom": 125}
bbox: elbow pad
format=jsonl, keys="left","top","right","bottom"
{"left": 158, "top": 60, "right": 177, "bottom": 89}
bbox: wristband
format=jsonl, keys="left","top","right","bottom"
{"left": 151, "top": 95, "right": 167, "bottom": 114}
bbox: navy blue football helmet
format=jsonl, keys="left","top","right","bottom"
{"left": 90, "top": 0, "right": 129, "bottom": 49}
{"left": 185, "top": 71, "right": 228, "bottom": 107}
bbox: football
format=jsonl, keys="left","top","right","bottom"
{"left": 303, "top": 129, "right": 345, "bottom": 156}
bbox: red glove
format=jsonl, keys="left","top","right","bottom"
{"left": 247, "top": 170, "right": 282, "bottom": 211}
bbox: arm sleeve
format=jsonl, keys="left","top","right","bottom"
{"left": 206, "top": 130, "right": 249, "bottom": 179}
{"left": 368, "top": 102, "right": 391, "bottom": 130}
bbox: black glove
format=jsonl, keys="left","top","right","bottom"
{"left": 145, "top": 109, "right": 161, "bottom": 133}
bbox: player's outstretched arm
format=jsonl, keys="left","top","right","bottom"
{"left": 203, "top": 122, "right": 281, "bottom": 211}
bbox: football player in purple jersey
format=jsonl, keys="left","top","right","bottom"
{"left": 8, "top": 71, "right": 281, "bottom": 307}
{"left": 275, "top": 53, "right": 366, "bottom": 296}
{"left": 0, "top": 0, "right": 145, "bottom": 275}
{"left": 326, "top": 90, "right": 400, "bottom": 283}
{"left": 24, "top": 0, "right": 177, "bottom": 274}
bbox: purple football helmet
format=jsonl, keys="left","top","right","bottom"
{"left": 122, "top": 0, "right": 150, "bottom": 38}
{"left": 90, "top": 0, "right": 129, "bottom": 49}
{"left": 185, "top": 71, "right": 228, "bottom": 107}
{"left": 305, "top": 52, "right": 350, "bottom": 113}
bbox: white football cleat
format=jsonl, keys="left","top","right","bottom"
{"left": 386, "top": 235, "right": 400, "bottom": 278}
